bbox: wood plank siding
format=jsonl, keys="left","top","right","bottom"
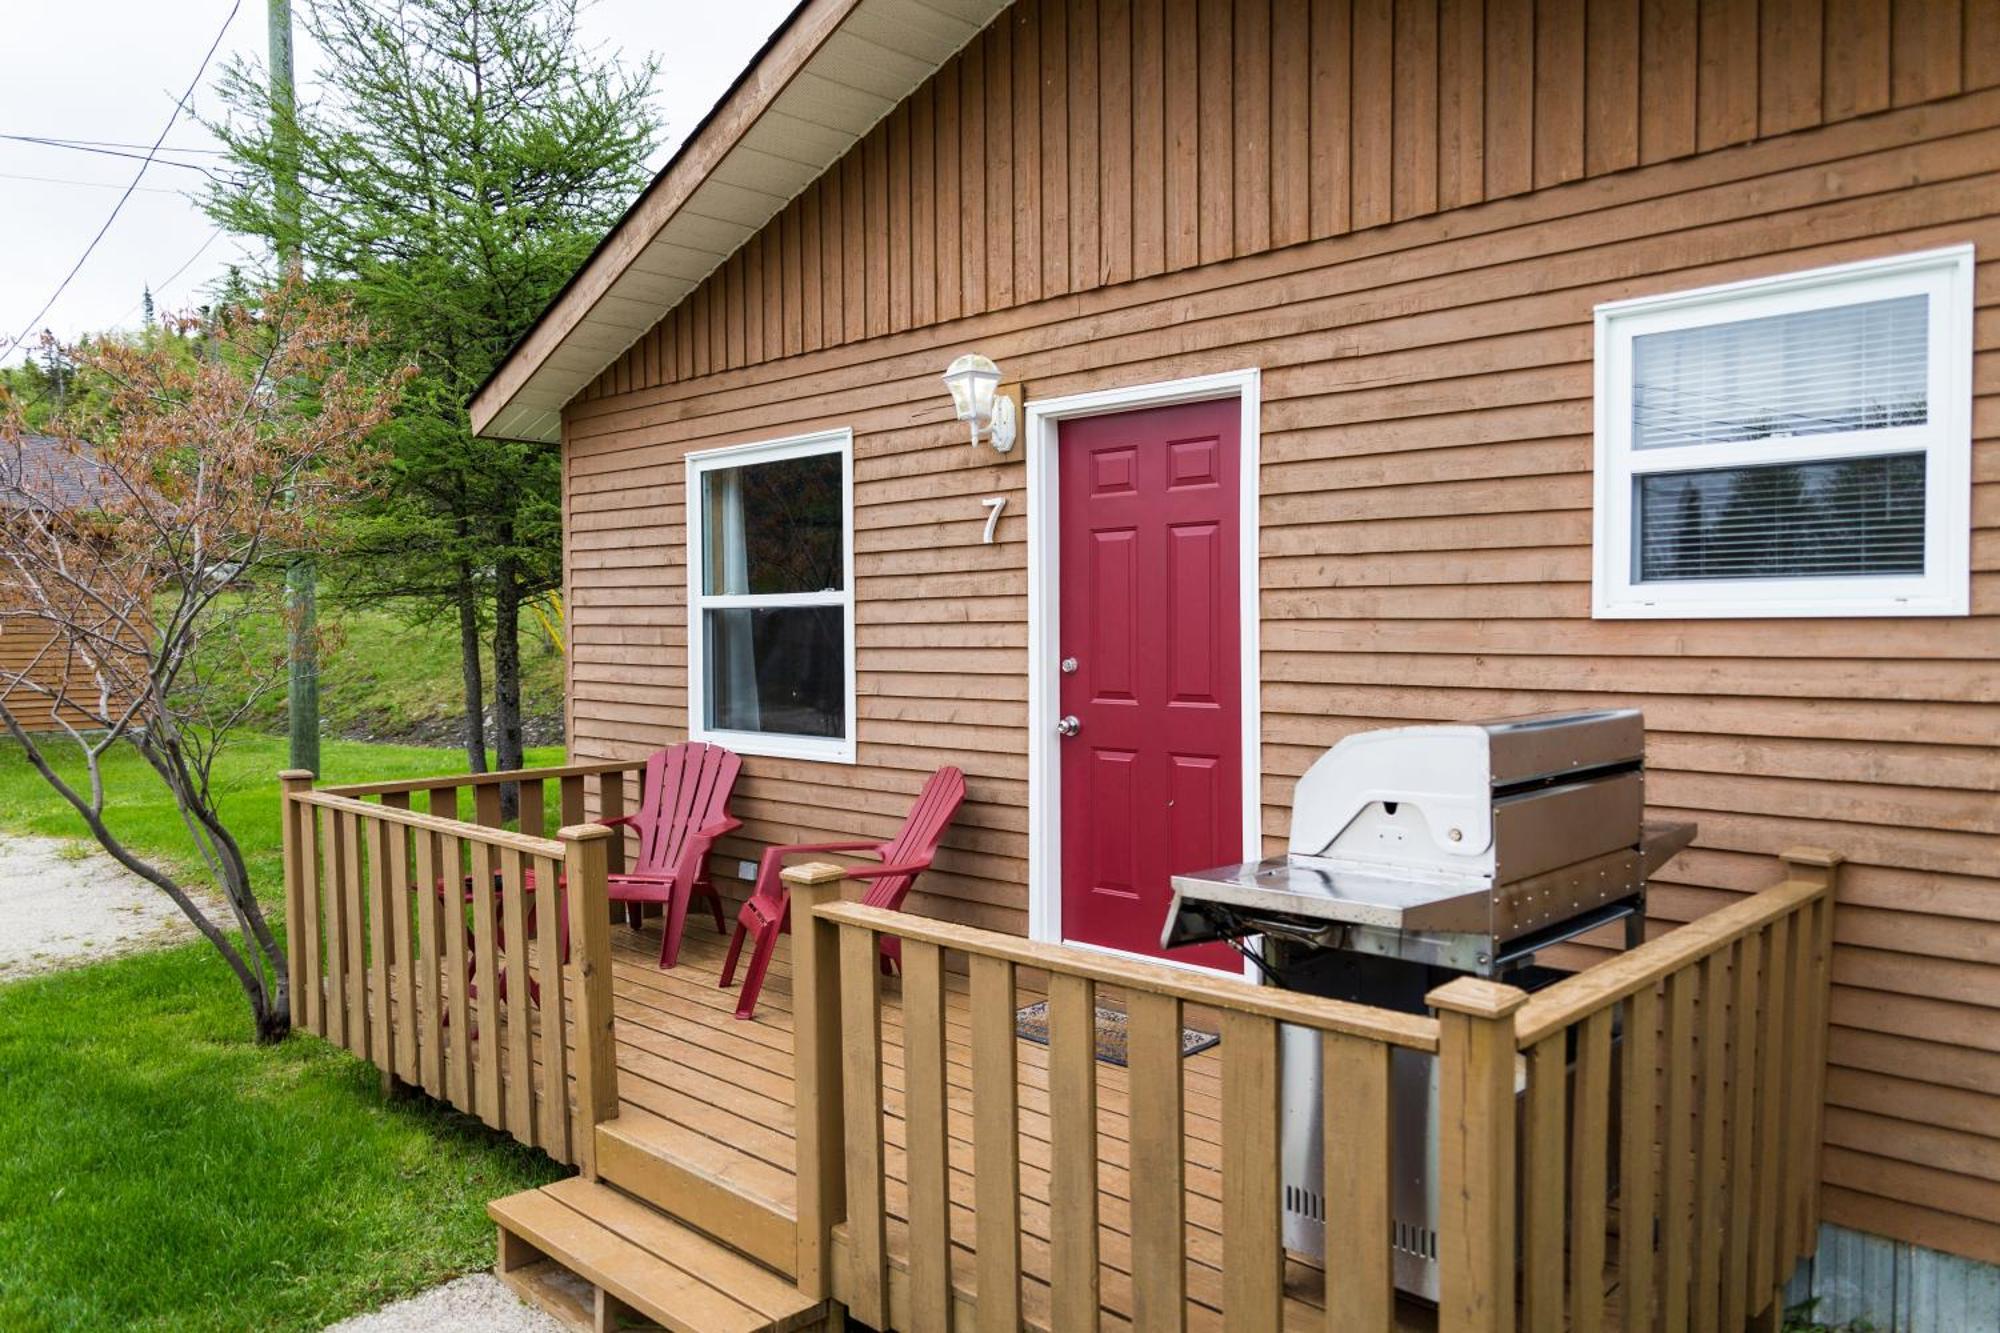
{"left": 0, "top": 614, "right": 108, "bottom": 732}
{"left": 583, "top": 0, "right": 2000, "bottom": 395}
{"left": 559, "top": 0, "right": 2000, "bottom": 1266}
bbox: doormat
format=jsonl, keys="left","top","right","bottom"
{"left": 1014, "top": 1001, "right": 1219, "bottom": 1067}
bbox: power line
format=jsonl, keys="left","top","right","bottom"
{"left": 0, "top": 134, "right": 230, "bottom": 155}
{"left": 114, "top": 226, "right": 232, "bottom": 326}
{"left": 0, "top": 169, "right": 190, "bottom": 196}
{"left": 152, "top": 228, "right": 232, "bottom": 298}
{"left": 0, "top": 134, "right": 233, "bottom": 178}
{"left": 4, "top": 0, "right": 244, "bottom": 358}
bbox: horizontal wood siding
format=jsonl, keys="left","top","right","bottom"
{"left": 0, "top": 615, "right": 112, "bottom": 732}
{"left": 560, "top": 1, "right": 2000, "bottom": 1268}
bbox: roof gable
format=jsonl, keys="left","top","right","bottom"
{"left": 0, "top": 435, "right": 123, "bottom": 514}
{"left": 472, "top": 0, "right": 1009, "bottom": 442}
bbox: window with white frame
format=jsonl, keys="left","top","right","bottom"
{"left": 1592, "top": 246, "right": 1973, "bottom": 618}
{"left": 685, "top": 430, "right": 855, "bottom": 762}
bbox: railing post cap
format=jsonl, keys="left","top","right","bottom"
{"left": 278, "top": 768, "right": 316, "bottom": 783}
{"left": 781, "top": 861, "right": 849, "bottom": 887}
{"left": 1426, "top": 976, "right": 1531, "bottom": 1020}
{"left": 557, "top": 823, "right": 616, "bottom": 843}
{"left": 1780, "top": 846, "right": 1843, "bottom": 869}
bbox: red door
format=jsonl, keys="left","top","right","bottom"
{"left": 1057, "top": 399, "right": 1242, "bottom": 971}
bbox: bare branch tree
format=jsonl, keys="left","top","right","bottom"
{"left": 0, "top": 281, "right": 406, "bottom": 1041}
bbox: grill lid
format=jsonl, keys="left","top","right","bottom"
{"left": 1287, "top": 708, "right": 1644, "bottom": 871}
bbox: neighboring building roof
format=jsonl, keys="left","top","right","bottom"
{"left": 0, "top": 434, "right": 125, "bottom": 513}
{"left": 470, "top": 0, "right": 1009, "bottom": 444}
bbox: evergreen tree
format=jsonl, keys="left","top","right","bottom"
{"left": 202, "top": 0, "right": 659, "bottom": 776}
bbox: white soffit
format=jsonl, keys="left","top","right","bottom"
{"left": 475, "top": 0, "right": 1007, "bottom": 442}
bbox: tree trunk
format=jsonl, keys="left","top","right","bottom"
{"left": 456, "top": 559, "right": 487, "bottom": 774}
{"left": 492, "top": 548, "right": 524, "bottom": 819}
{"left": 254, "top": 990, "right": 291, "bottom": 1044}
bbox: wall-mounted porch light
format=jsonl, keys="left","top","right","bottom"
{"left": 942, "top": 353, "right": 1019, "bottom": 453}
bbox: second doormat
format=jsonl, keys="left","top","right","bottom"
{"left": 1014, "top": 1001, "right": 1219, "bottom": 1067}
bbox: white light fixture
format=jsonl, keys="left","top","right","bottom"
{"left": 942, "top": 352, "right": 1017, "bottom": 453}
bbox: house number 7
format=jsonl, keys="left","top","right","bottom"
{"left": 981, "top": 496, "right": 1007, "bottom": 544}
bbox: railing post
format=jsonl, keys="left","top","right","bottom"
{"left": 278, "top": 769, "right": 314, "bottom": 1034}
{"left": 787, "top": 861, "right": 850, "bottom": 1304}
{"left": 595, "top": 771, "right": 627, "bottom": 874}
{"left": 561, "top": 824, "right": 618, "bottom": 1177}
{"left": 1430, "top": 976, "right": 1530, "bottom": 1333}
{"left": 1781, "top": 847, "right": 1842, "bottom": 1261}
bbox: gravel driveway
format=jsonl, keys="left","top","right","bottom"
{"left": 0, "top": 831, "right": 221, "bottom": 981}
{"left": 321, "top": 1275, "right": 568, "bottom": 1333}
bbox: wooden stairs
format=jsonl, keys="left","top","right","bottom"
{"left": 593, "top": 1109, "right": 799, "bottom": 1277}
{"left": 489, "top": 1174, "right": 827, "bottom": 1333}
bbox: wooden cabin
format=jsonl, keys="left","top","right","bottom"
{"left": 0, "top": 434, "right": 129, "bottom": 733}
{"left": 291, "top": 0, "right": 2000, "bottom": 1329}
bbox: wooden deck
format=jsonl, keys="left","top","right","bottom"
{"left": 288, "top": 774, "right": 1828, "bottom": 1332}
{"left": 601, "top": 913, "right": 1510, "bottom": 1331}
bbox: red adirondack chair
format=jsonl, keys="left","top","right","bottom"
{"left": 603, "top": 741, "right": 743, "bottom": 968}
{"left": 718, "top": 766, "right": 965, "bottom": 1019}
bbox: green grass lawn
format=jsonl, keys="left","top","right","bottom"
{"left": 0, "top": 944, "right": 563, "bottom": 1331}
{"left": 0, "top": 733, "right": 567, "bottom": 1331}
{"left": 0, "top": 733, "right": 564, "bottom": 905}
{"left": 193, "top": 596, "right": 565, "bottom": 744}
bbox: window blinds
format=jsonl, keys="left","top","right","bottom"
{"left": 1632, "top": 294, "right": 1929, "bottom": 449}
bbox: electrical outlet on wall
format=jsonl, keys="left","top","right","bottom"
{"left": 736, "top": 860, "right": 758, "bottom": 881}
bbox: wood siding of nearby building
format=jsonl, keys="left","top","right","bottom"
{"left": 559, "top": 0, "right": 2000, "bottom": 1266}
{"left": 0, "top": 615, "right": 104, "bottom": 732}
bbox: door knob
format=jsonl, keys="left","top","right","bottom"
{"left": 1056, "top": 715, "right": 1081, "bottom": 737}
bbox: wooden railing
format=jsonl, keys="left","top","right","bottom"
{"left": 792, "top": 888, "right": 1439, "bottom": 1329}
{"left": 317, "top": 758, "right": 643, "bottom": 863}
{"left": 1499, "top": 849, "right": 1839, "bottom": 1333}
{"left": 792, "top": 849, "right": 1838, "bottom": 1332}
{"left": 280, "top": 763, "right": 637, "bottom": 1173}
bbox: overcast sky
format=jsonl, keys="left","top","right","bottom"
{"left": 0, "top": 0, "right": 796, "bottom": 366}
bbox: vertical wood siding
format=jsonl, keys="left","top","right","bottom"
{"left": 560, "top": 0, "right": 2000, "bottom": 1269}
{"left": 585, "top": 0, "right": 2000, "bottom": 401}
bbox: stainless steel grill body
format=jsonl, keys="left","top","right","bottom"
{"left": 1159, "top": 709, "right": 1690, "bottom": 1304}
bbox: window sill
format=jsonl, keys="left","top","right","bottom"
{"left": 1592, "top": 589, "right": 1969, "bottom": 619}
{"left": 689, "top": 727, "right": 856, "bottom": 765}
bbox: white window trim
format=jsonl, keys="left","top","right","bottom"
{"left": 1592, "top": 245, "right": 1974, "bottom": 619}
{"left": 684, "top": 428, "right": 857, "bottom": 764}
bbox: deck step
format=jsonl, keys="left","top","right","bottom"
{"left": 490, "top": 1177, "right": 826, "bottom": 1333}
{"left": 595, "top": 1109, "right": 798, "bottom": 1277}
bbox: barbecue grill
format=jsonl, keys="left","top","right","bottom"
{"left": 1162, "top": 708, "right": 1694, "bottom": 1301}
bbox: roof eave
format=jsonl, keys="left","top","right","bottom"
{"left": 468, "top": 0, "right": 863, "bottom": 443}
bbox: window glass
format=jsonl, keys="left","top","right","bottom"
{"left": 701, "top": 451, "right": 843, "bottom": 595}
{"left": 703, "top": 606, "right": 846, "bottom": 739}
{"left": 1635, "top": 454, "right": 1926, "bottom": 582}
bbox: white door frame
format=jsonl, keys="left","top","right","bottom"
{"left": 1023, "top": 367, "right": 1263, "bottom": 975}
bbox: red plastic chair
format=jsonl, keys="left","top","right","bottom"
{"left": 602, "top": 742, "right": 743, "bottom": 968}
{"left": 719, "top": 766, "right": 966, "bottom": 1019}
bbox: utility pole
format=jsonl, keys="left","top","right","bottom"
{"left": 271, "top": 0, "right": 319, "bottom": 777}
